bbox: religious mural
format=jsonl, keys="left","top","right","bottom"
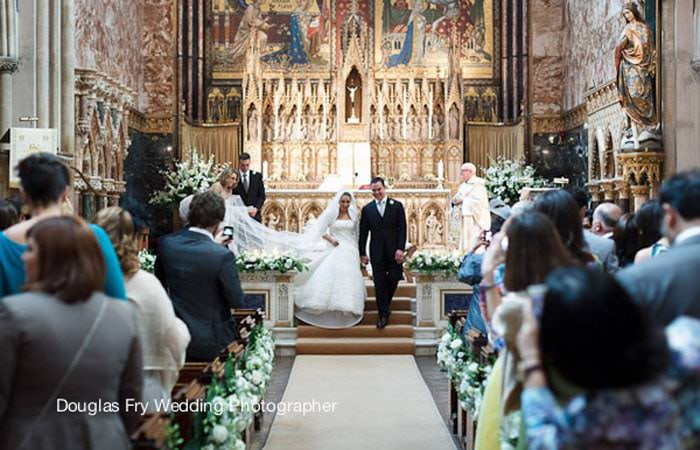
{"left": 375, "top": 0, "right": 493, "bottom": 77}
{"left": 212, "top": 0, "right": 333, "bottom": 72}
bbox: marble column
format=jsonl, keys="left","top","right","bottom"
{"left": 61, "top": 0, "right": 76, "bottom": 155}
{"left": 37, "top": 0, "right": 50, "bottom": 128}
{"left": 630, "top": 185, "right": 650, "bottom": 212}
{"left": 50, "top": 0, "right": 61, "bottom": 130}
{"left": 0, "top": 0, "right": 19, "bottom": 148}
{"left": 693, "top": 1, "right": 700, "bottom": 72}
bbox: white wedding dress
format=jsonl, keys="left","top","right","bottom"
{"left": 293, "top": 218, "right": 366, "bottom": 328}
{"left": 222, "top": 191, "right": 367, "bottom": 329}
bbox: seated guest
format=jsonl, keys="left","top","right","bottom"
{"left": 96, "top": 207, "right": 190, "bottom": 410}
{"left": 612, "top": 212, "right": 642, "bottom": 268}
{"left": 211, "top": 167, "right": 239, "bottom": 200}
{"left": 518, "top": 267, "right": 700, "bottom": 449}
{"left": 0, "top": 216, "right": 142, "bottom": 450}
{"left": 0, "top": 199, "right": 18, "bottom": 230}
{"left": 591, "top": 202, "right": 622, "bottom": 237}
{"left": 570, "top": 188, "right": 619, "bottom": 272}
{"left": 618, "top": 170, "right": 700, "bottom": 325}
{"left": 634, "top": 199, "right": 669, "bottom": 263}
{"left": 533, "top": 190, "right": 595, "bottom": 265}
{"left": 155, "top": 191, "right": 244, "bottom": 361}
{"left": 0, "top": 153, "right": 125, "bottom": 299}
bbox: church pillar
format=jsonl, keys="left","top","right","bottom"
{"left": 614, "top": 179, "right": 631, "bottom": 213}
{"left": 50, "top": 0, "right": 61, "bottom": 131}
{"left": 61, "top": 0, "right": 76, "bottom": 155}
{"left": 36, "top": 0, "right": 50, "bottom": 128}
{"left": 630, "top": 185, "right": 650, "bottom": 211}
{"left": 0, "top": 0, "right": 19, "bottom": 148}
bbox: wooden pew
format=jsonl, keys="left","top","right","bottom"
{"left": 131, "top": 309, "right": 263, "bottom": 449}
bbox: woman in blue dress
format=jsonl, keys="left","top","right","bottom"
{"left": 0, "top": 153, "right": 125, "bottom": 300}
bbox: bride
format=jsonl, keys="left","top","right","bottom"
{"left": 222, "top": 191, "right": 366, "bottom": 329}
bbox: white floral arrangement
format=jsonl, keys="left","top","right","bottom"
{"left": 138, "top": 250, "right": 156, "bottom": 273}
{"left": 436, "top": 327, "right": 493, "bottom": 419}
{"left": 198, "top": 324, "right": 275, "bottom": 450}
{"left": 407, "top": 250, "right": 462, "bottom": 275}
{"left": 500, "top": 411, "right": 522, "bottom": 450}
{"left": 484, "top": 156, "right": 546, "bottom": 206}
{"left": 236, "top": 250, "right": 309, "bottom": 274}
{"left": 149, "top": 152, "right": 221, "bottom": 209}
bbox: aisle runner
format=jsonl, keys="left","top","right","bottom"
{"left": 264, "top": 355, "right": 456, "bottom": 450}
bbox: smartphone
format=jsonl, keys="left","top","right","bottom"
{"left": 223, "top": 226, "right": 234, "bottom": 238}
{"left": 484, "top": 231, "right": 493, "bottom": 243}
{"left": 500, "top": 236, "right": 509, "bottom": 253}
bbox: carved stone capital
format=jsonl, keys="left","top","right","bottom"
{"left": 0, "top": 57, "right": 19, "bottom": 73}
{"left": 614, "top": 179, "right": 630, "bottom": 199}
{"left": 618, "top": 151, "right": 664, "bottom": 186}
{"left": 599, "top": 181, "right": 615, "bottom": 201}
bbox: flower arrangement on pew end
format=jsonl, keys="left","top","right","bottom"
{"left": 436, "top": 325, "right": 492, "bottom": 419}
{"left": 407, "top": 250, "right": 462, "bottom": 276}
{"left": 236, "top": 250, "right": 309, "bottom": 274}
{"left": 186, "top": 323, "right": 275, "bottom": 450}
{"left": 138, "top": 250, "right": 156, "bottom": 273}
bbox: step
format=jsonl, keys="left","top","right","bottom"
{"left": 366, "top": 284, "right": 416, "bottom": 298}
{"left": 360, "top": 310, "right": 414, "bottom": 326}
{"left": 296, "top": 337, "right": 415, "bottom": 355}
{"left": 297, "top": 324, "right": 414, "bottom": 339}
{"left": 364, "top": 298, "right": 412, "bottom": 311}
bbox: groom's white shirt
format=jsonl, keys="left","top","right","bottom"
{"left": 376, "top": 197, "right": 387, "bottom": 217}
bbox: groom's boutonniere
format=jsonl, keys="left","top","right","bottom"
{"left": 389, "top": 199, "right": 395, "bottom": 205}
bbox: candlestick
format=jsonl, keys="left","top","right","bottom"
{"left": 262, "top": 161, "right": 269, "bottom": 179}
{"left": 437, "top": 160, "right": 444, "bottom": 180}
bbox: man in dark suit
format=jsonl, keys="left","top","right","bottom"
{"left": 155, "top": 191, "right": 244, "bottom": 361}
{"left": 359, "top": 177, "right": 407, "bottom": 329}
{"left": 617, "top": 170, "right": 700, "bottom": 326}
{"left": 233, "top": 152, "right": 266, "bottom": 222}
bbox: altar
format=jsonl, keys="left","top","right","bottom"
{"left": 261, "top": 188, "right": 458, "bottom": 251}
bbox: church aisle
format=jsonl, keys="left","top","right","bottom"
{"left": 263, "top": 355, "right": 457, "bottom": 450}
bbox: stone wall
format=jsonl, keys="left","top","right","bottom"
{"left": 530, "top": 0, "right": 564, "bottom": 115}
{"left": 561, "top": 0, "right": 624, "bottom": 111}
{"left": 142, "top": 0, "right": 176, "bottom": 116}
{"left": 75, "top": 0, "right": 144, "bottom": 96}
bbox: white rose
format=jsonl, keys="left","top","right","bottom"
{"left": 441, "top": 333, "right": 452, "bottom": 343}
{"left": 212, "top": 424, "right": 229, "bottom": 444}
{"left": 449, "top": 339, "right": 462, "bottom": 350}
{"left": 232, "top": 439, "right": 247, "bottom": 450}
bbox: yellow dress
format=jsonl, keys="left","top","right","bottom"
{"left": 474, "top": 354, "right": 504, "bottom": 450}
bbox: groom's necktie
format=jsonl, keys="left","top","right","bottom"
{"left": 376, "top": 199, "right": 386, "bottom": 217}
{"left": 242, "top": 172, "right": 249, "bottom": 192}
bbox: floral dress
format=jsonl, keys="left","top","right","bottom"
{"left": 522, "top": 317, "right": 700, "bottom": 449}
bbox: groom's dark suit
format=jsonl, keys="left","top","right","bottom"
{"left": 359, "top": 197, "right": 407, "bottom": 320}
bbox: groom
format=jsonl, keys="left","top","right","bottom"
{"left": 359, "top": 177, "right": 407, "bottom": 329}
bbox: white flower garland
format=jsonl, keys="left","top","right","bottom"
{"left": 407, "top": 250, "right": 462, "bottom": 275}
{"left": 236, "top": 250, "right": 309, "bottom": 274}
{"left": 198, "top": 325, "right": 275, "bottom": 450}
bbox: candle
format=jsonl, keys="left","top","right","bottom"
{"left": 262, "top": 161, "right": 269, "bottom": 179}
{"left": 437, "top": 160, "right": 444, "bottom": 179}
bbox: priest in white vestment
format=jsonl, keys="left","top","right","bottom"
{"left": 452, "top": 162, "right": 491, "bottom": 252}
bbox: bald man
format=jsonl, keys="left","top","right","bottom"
{"left": 592, "top": 202, "right": 623, "bottom": 238}
{"left": 452, "top": 163, "right": 491, "bottom": 252}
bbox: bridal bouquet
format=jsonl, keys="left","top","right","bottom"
{"left": 236, "top": 251, "right": 309, "bottom": 274}
{"left": 407, "top": 250, "right": 462, "bottom": 275}
{"left": 149, "top": 152, "right": 220, "bottom": 210}
{"left": 484, "top": 156, "right": 546, "bottom": 206}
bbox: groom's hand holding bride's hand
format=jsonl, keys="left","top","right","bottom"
{"left": 395, "top": 249, "right": 404, "bottom": 265}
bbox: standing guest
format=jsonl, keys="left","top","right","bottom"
{"left": 233, "top": 152, "right": 265, "bottom": 222}
{"left": 155, "top": 191, "right": 244, "bottom": 361}
{"left": 518, "top": 267, "right": 700, "bottom": 449}
{"left": 612, "top": 213, "right": 641, "bottom": 268}
{"left": 634, "top": 199, "right": 669, "bottom": 263}
{"left": 0, "top": 200, "right": 18, "bottom": 230}
{"left": 618, "top": 170, "right": 700, "bottom": 325}
{"left": 452, "top": 162, "right": 491, "bottom": 253}
{"left": 591, "top": 202, "right": 623, "bottom": 237}
{"left": 570, "top": 188, "right": 619, "bottom": 272}
{"left": 533, "top": 190, "right": 595, "bottom": 264}
{"left": 0, "top": 153, "right": 125, "bottom": 299}
{"left": 96, "top": 207, "right": 190, "bottom": 410}
{"left": 0, "top": 216, "right": 142, "bottom": 450}
{"left": 211, "top": 167, "right": 239, "bottom": 200}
